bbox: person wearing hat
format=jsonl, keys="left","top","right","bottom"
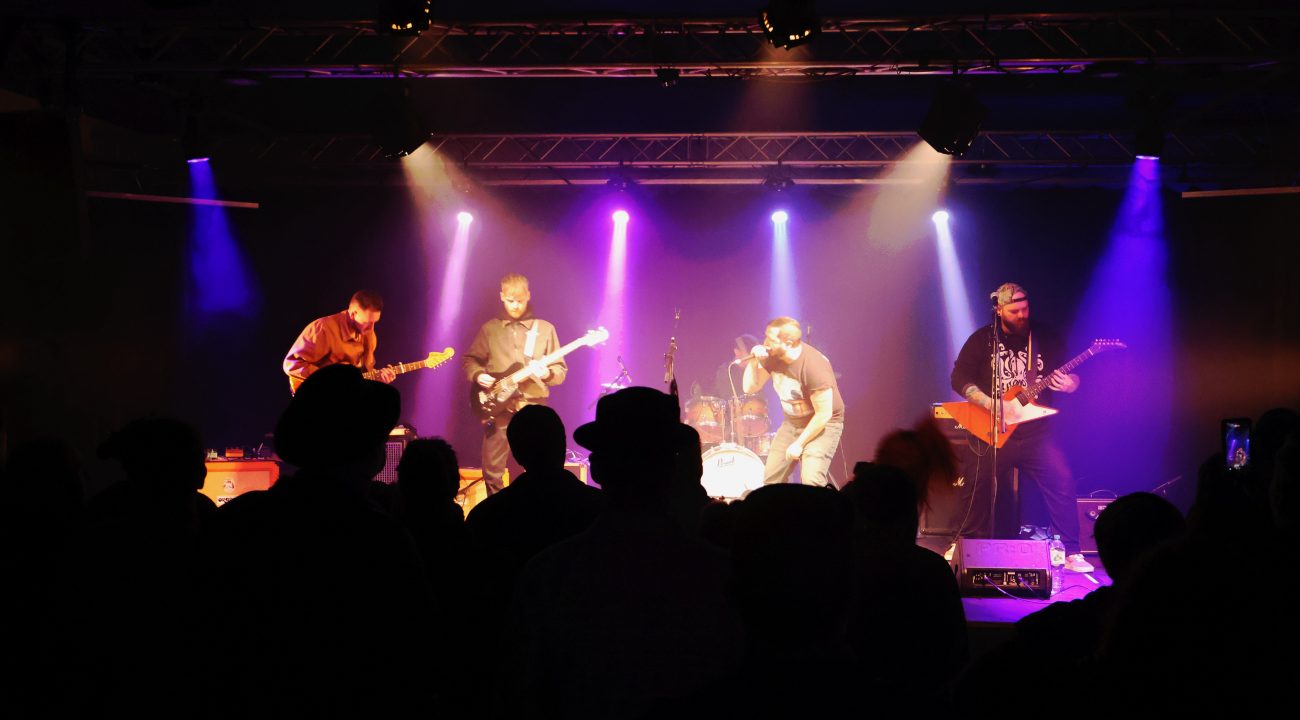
{"left": 950, "top": 282, "right": 1093, "bottom": 573}
{"left": 497, "top": 387, "right": 742, "bottom": 719}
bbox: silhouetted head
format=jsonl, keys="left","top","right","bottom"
{"left": 731, "top": 484, "right": 853, "bottom": 643}
{"left": 506, "top": 405, "right": 567, "bottom": 472}
{"left": 1093, "top": 491, "right": 1186, "bottom": 583}
{"left": 574, "top": 386, "right": 682, "bottom": 502}
{"left": 274, "top": 364, "right": 399, "bottom": 474}
{"left": 2, "top": 436, "right": 84, "bottom": 519}
{"left": 1271, "top": 429, "right": 1299, "bottom": 535}
{"left": 396, "top": 438, "right": 460, "bottom": 507}
{"left": 874, "top": 417, "right": 958, "bottom": 511}
{"left": 1255, "top": 407, "right": 1300, "bottom": 482}
{"left": 98, "top": 417, "right": 207, "bottom": 498}
{"left": 842, "top": 461, "right": 918, "bottom": 543}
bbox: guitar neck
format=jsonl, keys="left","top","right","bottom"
{"left": 505, "top": 338, "right": 593, "bottom": 383}
{"left": 1024, "top": 347, "right": 1098, "bottom": 400}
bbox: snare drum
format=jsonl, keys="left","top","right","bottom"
{"left": 684, "top": 395, "right": 726, "bottom": 444}
{"left": 736, "top": 394, "right": 770, "bottom": 437}
{"left": 700, "top": 443, "right": 764, "bottom": 499}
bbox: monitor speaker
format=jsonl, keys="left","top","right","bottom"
{"left": 956, "top": 538, "right": 1052, "bottom": 598}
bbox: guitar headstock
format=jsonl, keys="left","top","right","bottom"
{"left": 425, "top": 347, "right": 456, "bottom": 368}
{"left": 1089, "top": 338, "right": 1128, "bottom": 353}
{"left": 582, "top": 327, "right": 611, "bottom": 346}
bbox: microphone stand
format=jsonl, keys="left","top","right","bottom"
{"left": 989, "top": 304, "right": 1002, "bottom": 539}
{"left": 601, "top": 356, "right": 632, "bottom": 398}
{"left": 664, "top": 309, "right": 680, "bottom": 405}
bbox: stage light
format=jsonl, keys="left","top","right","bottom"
{"left": 1135, "top": 119, "right": 1164, "bottom": 160}
{"left": 377, "top": 83, "right": 428, "bottom": 158}
{"left": 771, "top": 210, "right": 788, "bottom": 223}
{"left": 613, "top": 210, "right": 630, "bottom": 224}
{"left": 759, "top": 1, "right": 821, "bottom": 50}
{"left": 182, "top": 110, "right": 210, "bottom": 164}
{"left": 655, "top": 68, "right": 680, "bottom": 88}
{"left": 932, "top": 209, "right": 950, "bottom": 224}
{"left": 764, "top": 167, "right": 794, "bottom": 192}
{"left": 378, "top": 0, "right": 431, "bottom": 35}
{"left": 918, "top": 81, "right": 986, "bottom": 157}
{"left": 457, "top": 211, "right": 473, "bottom": 225}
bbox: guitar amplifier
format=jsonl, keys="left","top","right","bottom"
{"left": 372, "top": 424, "right": 418, "bottom": 485}
{"left": 920, "top": 408, "right": 973, "bottom": 536}
{"left": 1076, "top": 498, "right": 1112, "bottom": 555}
{"left": 956, "top": 538, "right": 1052, "bottom": 598}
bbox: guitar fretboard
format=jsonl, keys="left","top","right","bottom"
{"left": 1023, "top": 347, "right": 1096, "bottom": 401}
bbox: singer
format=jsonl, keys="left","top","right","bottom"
{"left": 742, "top": 316, "right": 845, "bottom": 487}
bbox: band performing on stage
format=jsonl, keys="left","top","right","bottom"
{"left": 279, "top": 278, "right": 1114, "bottom": 556}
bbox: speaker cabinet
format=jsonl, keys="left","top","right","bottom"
{"left": 1076, "top": 498, "right": 1112, "bottom": 555}
{"left": 372, "top": 425, "right": 418, "bottom": 485}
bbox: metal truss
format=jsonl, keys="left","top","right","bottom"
{"left": 20, "top": 10, "right": 1300, "bottom": 79}
{"left": 153, "top": 129, "right": 1265, "bottom": 187}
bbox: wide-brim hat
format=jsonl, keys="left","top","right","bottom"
{"left": 574, "top": 386, "right": 681, "bottom": 453}
{"left": 274, "top": 364, "right": 400, "bottom": 467}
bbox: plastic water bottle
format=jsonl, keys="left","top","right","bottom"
{"left": 1048, "top": 534, "right": 1066, "bottom": 596}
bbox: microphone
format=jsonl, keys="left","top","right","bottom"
{"left": 731, "top": 354, "right": 756, "bottom": 365}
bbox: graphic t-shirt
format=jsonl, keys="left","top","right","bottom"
{"left": 761, "top": 344, "right": 845, "bottom": 424}
{"left": 951, "top": 324, "right": 1065, "bottom": 404}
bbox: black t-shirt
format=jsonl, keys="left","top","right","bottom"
{"left": 760, "top": 343, "right": 845, "bottom": 424}
{"left": 950, "top": 324, "right": 1066, "bottom": 402}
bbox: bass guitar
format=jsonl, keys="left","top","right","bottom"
{"left": 939, "top": 338, "right": 1125, "bottom": 448}
{"left": 289, "top": 347, "right": 456, "bottom": 395}
{"left": 471, "top": 327, "right": 609, "bottom": 420}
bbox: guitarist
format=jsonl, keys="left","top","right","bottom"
{"left": 464, "top": 273, "right": 567, "bottom": 495}
{"left": 283, "top": 290, "right": 397, "bottom": 392}
{"left": 950, "top": 283, "right": 1093, "bottom": 573}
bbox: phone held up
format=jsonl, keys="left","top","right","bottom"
{"left": 1222, "top": 417, "right": 1252, "bottom": 472}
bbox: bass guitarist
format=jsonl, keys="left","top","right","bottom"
{"left": 951, "top": 282, "right": 1093, "bottom": 573}
{"left": 464, "top": 273, "right": 567, "bottom": 495}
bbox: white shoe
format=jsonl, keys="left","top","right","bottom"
{"left": 1064, "top": 553, "right": 1095, "bottom": 573}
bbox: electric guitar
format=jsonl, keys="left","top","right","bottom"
{"left": 289, "top": 347, "right": 456, "bottom": 395}
{"left": 471, "top": 327, "right": 609, "bottom": 420}
{"left": 939, "top": 339, "right": 1126, "bottom": 448}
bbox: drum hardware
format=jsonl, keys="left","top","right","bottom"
{"left": 684, "top": 395, "right": 726, "bottom": 444}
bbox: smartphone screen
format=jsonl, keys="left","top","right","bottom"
{"left": 1222, "top": 418, "right": 1251, "bottom": 471}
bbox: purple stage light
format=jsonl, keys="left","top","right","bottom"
{"left": 769, "top": 210, "right": 799, "bottom": 319}
{"left": 1135, "top": 155, "right": 1159, "bottom": 161}
{"left": 186, "top": 157, "right": 210, "bottom": 164}
{"left": 457, "top": 211, "right": 474, "bottom": 225}
{"left": 931, "top": 209, "right": 950, "bottom": 224}
{"left": 186, "top": 160, "right": 254, "bottom": 318}
{"left": 771, "top": 210, "right": 789, "bottom": 224}
{"left": 613, "top": 209, "right": 630, "bottom": 224}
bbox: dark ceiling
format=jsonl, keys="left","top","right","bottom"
{"left": 2, "top": 2, "right": 1297, "bottom": 190}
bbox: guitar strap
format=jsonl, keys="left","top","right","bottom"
{"left": 523, "top": 321, "right": 540, "bottom": 360}
{"left": 1025, "top": 332, "right": 1038, "bottom": 387}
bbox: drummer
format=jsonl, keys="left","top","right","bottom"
{"left": 714, "top": 334, "right": 759, "bottom": 400}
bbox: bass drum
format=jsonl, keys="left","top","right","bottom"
{"left": 700, "top": 443, "right": 764, "bottom": 500}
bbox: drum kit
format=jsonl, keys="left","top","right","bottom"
{"left": 684, "top": 394, "right": 774, "bottom": 500}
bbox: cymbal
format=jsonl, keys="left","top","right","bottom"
{"left": 601, "top": 382, "right": 629, "bottom": 390}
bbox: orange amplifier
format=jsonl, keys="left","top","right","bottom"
{"left": 201, "top": 460, "right": 280, "bottom": 506}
